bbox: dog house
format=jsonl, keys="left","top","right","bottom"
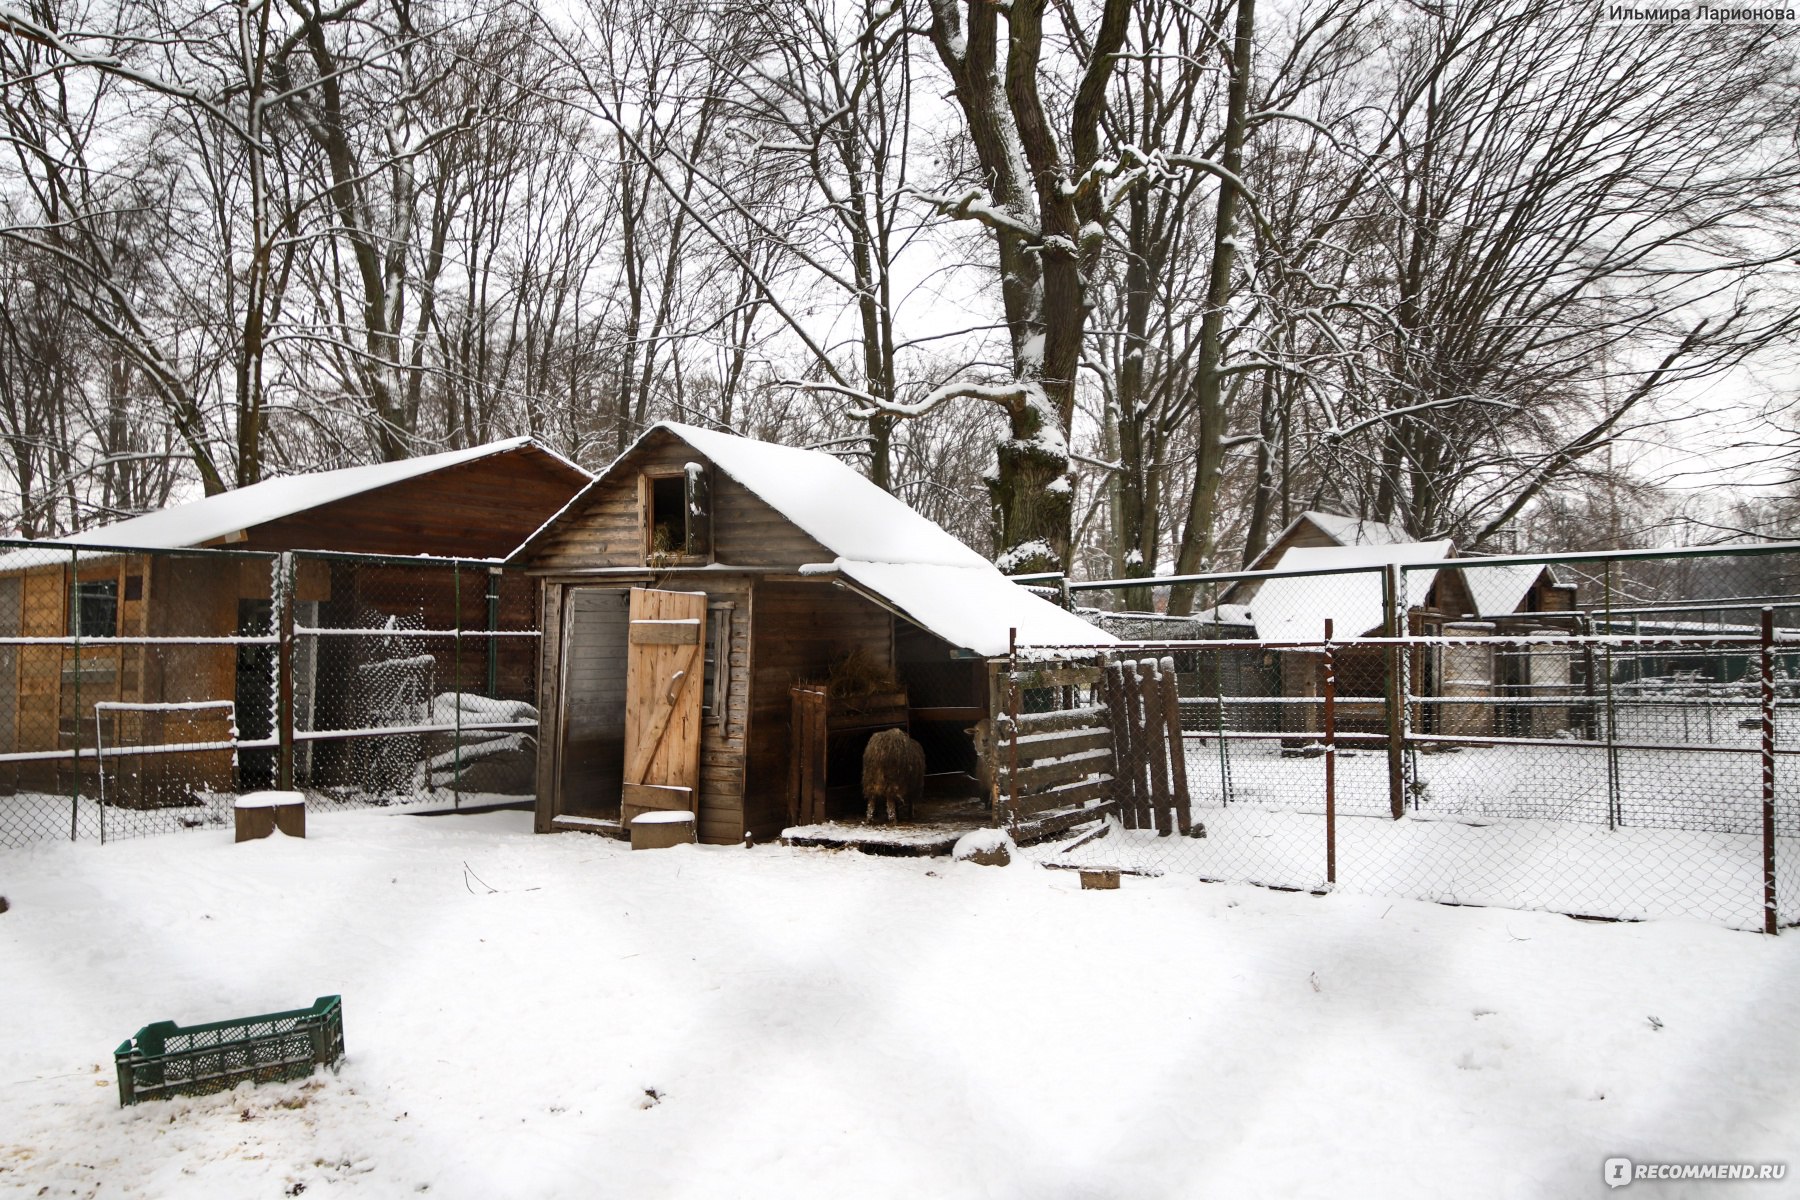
{"left": 512, "top": 422, "right": 1115, "bottom": 844}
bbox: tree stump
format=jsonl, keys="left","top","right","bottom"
{"left": 235, "top": 791, "right": 306, "bottom": 842}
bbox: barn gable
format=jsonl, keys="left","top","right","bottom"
{"left": 516, "top": 426, "right": 837, "bottom": 571}
{"left": 516, "top": 422, "right": 1112, "bottom": 657}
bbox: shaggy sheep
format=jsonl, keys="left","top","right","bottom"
{"left": 862, "top": 727, "right": 925, "bottom": 824}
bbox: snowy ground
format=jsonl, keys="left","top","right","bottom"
{"left": 1083, "top": 740, "right": 1800, "bottom": 931}
{"left": 4, "top": 808, "right": 1799, "bottom": 1199}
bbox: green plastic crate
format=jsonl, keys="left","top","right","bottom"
{"left": 114, "top": 995, "right": 344, "bottom": 1107}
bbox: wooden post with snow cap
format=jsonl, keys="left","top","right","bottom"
{"left": 1132, "top": 661, "right": 1155, "bottom": 829}
{"left": 1007, "top": 627, "right": 1020, "bottom": 830}
{"left": 1104, "top": 659, "right": 1135, "bottom": 829}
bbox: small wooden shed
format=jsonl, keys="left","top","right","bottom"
{"left": 512, "top": 422, "right": 1116, "bottom": 845}
{"left": 0, "top": 438, "right": 590, "bottom": 798}
{"left": 1226, "top": 538, "right": 1578, "bottom": 738}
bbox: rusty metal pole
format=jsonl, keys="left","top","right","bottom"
{"left": 1324, "top": 618, "right": 1336, "bottom": 886}
{"left": 1762, "top": 607, "right": 1778, "bottom": 936}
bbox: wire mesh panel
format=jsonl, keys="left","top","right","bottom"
{"left": 292, "top": 552, "right": 539, "bottom": 810}
{"left": 0, "top": 541, "right": 280, "bottom": 846}
{"left": 0, "top": 541, "right": 541, "bottom": 846}
{"left": 1032, "top": 543, "right": 1800, "bottom": 933}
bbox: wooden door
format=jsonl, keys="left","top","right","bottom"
{"left": 557, "top": 588, "right": 631, "bottom": 818}
{"left": 621, "top": 588, "right": 706, "bottom": 826}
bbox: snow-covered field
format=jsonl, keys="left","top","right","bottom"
{"left": 4, "top": 808, "right": 1799, "bottom": 1199}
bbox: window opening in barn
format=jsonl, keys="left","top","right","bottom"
{"left": 649, "top": 475, "right": 686, "bottom": 554}
{"left": 72, "top": 579, "right": 119, "bottom": 637}
{"left": 643, "top": 464, "right": 711, "bottom": 561}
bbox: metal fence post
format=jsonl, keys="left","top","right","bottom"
{"left": 68, "top": 544, "right": 80, "bottom": 841}
{"left": 485, "top": 568, "right": 500, "bottom": 699}
{"left": 1603, "top": 561, "right": 1620, "bottom": 830}
{"left": 276, "top": 552, "right": 295, "bottom": 792}
{"left": 453, "top": 562, "right": 463, "bottom": 810}
{"left": 1324, "top": 618, "right": 1336, "bottom": 885}
{"left": 1383, "top": 564, "right": 1405, "bottom": 820}
{"left": 1762, "top": 606, "right": 1778, "bottom": 935}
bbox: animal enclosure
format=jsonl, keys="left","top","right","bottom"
{"left": 0, "top": 541, "right": 543, "bottom": 847}
{"left": 1016, "top": 542, "right": 1800, "bottom": 932}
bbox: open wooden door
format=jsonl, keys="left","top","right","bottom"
{"left": 621, "top": 587, "right": 707, "bottom": 828}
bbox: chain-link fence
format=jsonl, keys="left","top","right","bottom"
{"left": 1014, "top": 543, "right": 1800, "bottom": 933}
{"left": 0, "top": 540, "right": 540, "bottom": 847}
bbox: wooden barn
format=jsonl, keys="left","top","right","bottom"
{"left": 0, "top": 438, "right": 590, "bottom": 799}
{"left": 512, "top": 422, "right": 1117, "bottom": 846}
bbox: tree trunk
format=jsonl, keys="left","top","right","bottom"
{"left": 1168, "top": 0, "right": 1256, "bottom": 616}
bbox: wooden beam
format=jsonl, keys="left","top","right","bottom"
{"left": 629, "top": 619, "right": 701, "bottom": 645}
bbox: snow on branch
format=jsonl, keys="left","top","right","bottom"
{"left": 0, "top": 4, "right": 262, "bottom": 149}
{"left": 1321, "top": 396, "right": 1524, "bottom": 442}
{"left": 781, "top": 375, "right": 1033, "bottom": 420}
{"left": 907, "top": 187, "right": 1040, "bottom": 240}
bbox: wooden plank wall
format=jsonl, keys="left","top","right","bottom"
{"left": 144, "top": 554, "right": 238, "bottom": 792}
{"left": 702, "top": 589, "right": 752, "bottom": 843}
{"left": 524, "top": 431, "right": 832, "bottom": 571}
{"left": 744, "top": 580, "right": 893, "bottom": 840}
{"left": 241, "top": 448, "right": 585, "bottom": 559}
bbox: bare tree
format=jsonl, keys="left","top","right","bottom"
{"left": 1336, "top": 2, "right": 1800, "bottom": 545}
{"left": 917, "top": 0, "right": 1132, "bottom": 572}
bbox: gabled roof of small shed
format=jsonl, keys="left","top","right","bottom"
{"left": 42, "top": 438, "right": 588, "bottom": 553}
{"left": 1243, "top": 510, "right": 1413, "bottom": 573}
{"left": 663, "top": 423, "right": 991, "bottom": 568}
{"left": 518, "top": 422, "right": 1114, "bottom": 657}
{"left": 1243, "top": 541, "right": 1562, "bottom": 640}
{"left": 1248, "top": 541, "right": 1454, "bottom": 640}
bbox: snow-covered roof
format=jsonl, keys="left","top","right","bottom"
{"left": 1242, "top": 509, "right": 1414, "bottom": 573}
{"left": 1248, "top": 541, "right": 1454, "bottom": 640}
{"left": 1295, "top": 510, "right": 1412, "bottom": 548}
{"left": 38, "top": 438, "right": 582, "bottom": 552}
{"left": 1458, "top": 560, "right": 1552, "bottom": 619}
{"left": 658, "top": 423, "right": 990, "bottom": 568}
{"left": 533, "top": 422, "right": 1112, "bottom": 657}
{"left": 825, "top": 560, "right": 1113, "bottom": 658}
